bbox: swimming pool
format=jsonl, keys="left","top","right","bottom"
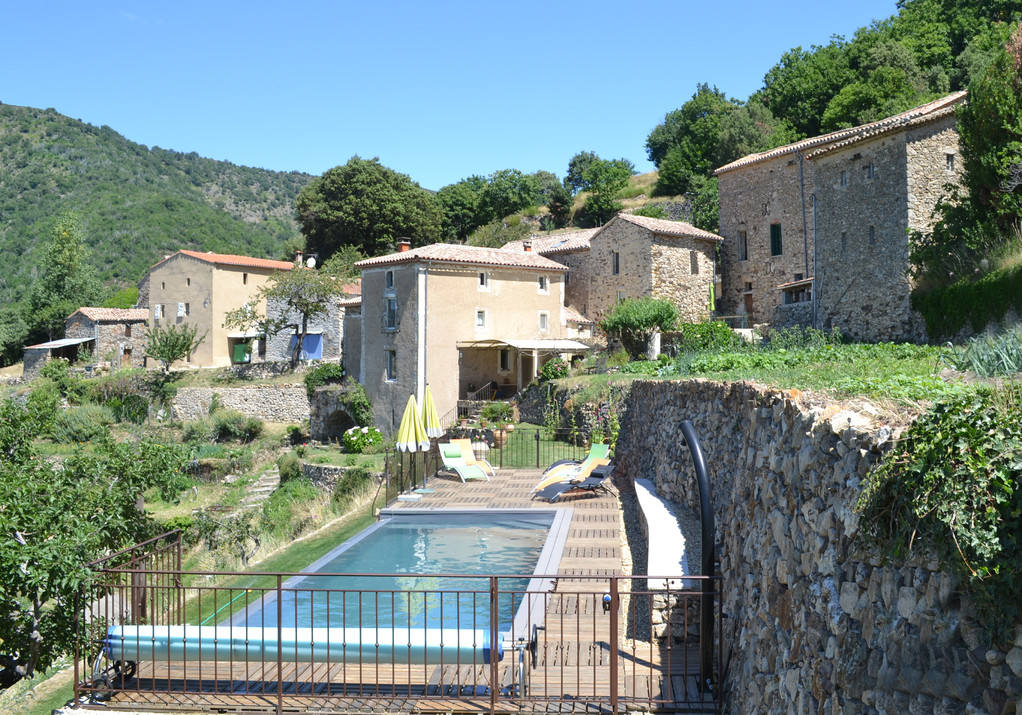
{"left": 229, "top": 509, "right": 571, "bottom": 639}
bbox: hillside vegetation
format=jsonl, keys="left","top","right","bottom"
{"left": 0, "top": 104, "right": 312, "bottom": 302}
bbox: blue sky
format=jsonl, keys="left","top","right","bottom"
{"left": 1, "top": 1, "right": 899, "bottom": 191}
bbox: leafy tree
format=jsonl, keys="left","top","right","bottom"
{"left": 0, "top": 304, "right": 29, "bottom": 367}
{"left": 320, "top": 244, "right": 365, "bottom": 282}
{"left": 600, "top": 297, "right": 680, "bottom": 359}
{"left": 546, "top": 182, "right": 574, "bottom": 228}
{"left": 436, "top": 176, "right": 486, "bottom": 241}
{"left": 531, "top": 170, "right": 562, "bottom": 205}
{"left": 716, "top": 99, "right": 799, "bottom": 169}
{"left": 690, "top": 175, "right": 721, "bottom": 234}
{"left": 102, "top": 285, "right": 139, "bottom": 309}
{"left": 296, "top": 156, "right": 442, "bottom": 260}
{"left": 477, "top": 169, "right": 541, "bottom": 223}
{"left": 581, "top": 158, "right": 634, "bottom": 224}
{"left": 467, "top": 215, "right": 533, "bottom": 248}
{"left": 224, "top": 266, "right": 351, "bottom": 369}
{"left": 28, "top": 211, "right": 100, "bottom": 341}
{"left": 0, "top": 400, "right": 188, "bottom": 684}
{"left": 565, "top": 151, "right": 599, "bottom": 194}
{"left": 144, "top": 321, "right": 206, "bottom": 372}
{"left": 762, "top": 41, "right": 854, "bottom": 137}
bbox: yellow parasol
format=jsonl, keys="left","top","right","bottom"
{"left": 395, "top": 394, "right": 430, "bottom": 452}
{"left": 421, "top": 384, "right": 444, "bottom": 439}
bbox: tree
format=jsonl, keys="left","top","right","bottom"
{"left": 476, "top": 169, "right": 541, "bottom": 223}
{"left": 144, "top": 322, "right": 206, "bottom": 372}
{"left": 565, "top": 151, "right": 599, "bottom": 194}
{"left": 762, "top": 41, "right": 853, "bottom": 137}
{"left": 0, "top": 399, "right": 187, "bottom": 684}
{"left": 223, "top": 267, "right": 351, "bottom": 369}
{"left": 531, "top": 170, "right": 562, "bottom": 205}
{"left": 28, "top": 211, "right": 100, "bottom": 341}
{"left": 599, "top": 297, "right": 680, "bottom": 359}
{"left": 0, "top": 304, "right": 29, "bottom": 368}
{"left": 436, "top": 176, "right": 486, "bottom": 241}
{"left": 320, "top": 244, "right": 365, "bottom": 282}
{"left": 546, "top": 182, "right": 574, "bottom": 228}
{"left": 296, "top": 156, "right": 443, "bottom": 260}
{"left": 467, "top": 215, "right": 533, "bottom": 248}
{"left": 581, "top": 158, "right": 635, "bottom": 224}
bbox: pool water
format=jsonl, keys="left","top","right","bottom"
{"left": 236, "top": 511, "right": 558, "bottom": 632}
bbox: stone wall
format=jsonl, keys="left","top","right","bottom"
{"left": 615, "top": 379, "right": 1018, "bottom": 714}
{"left": 265, "top": 298, "right": 345, "bottom": 362}
{"left": 300, "top": 462, "right": 382, "bottom": 492}
{"left": 173, "top": 385, "right": 309, "bottom": 423}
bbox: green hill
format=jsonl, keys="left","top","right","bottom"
{"left": 0, "top": 104, "right": 313, "bottom": 303}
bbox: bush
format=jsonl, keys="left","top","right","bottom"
{"left": 277, "top": 452, "right": 303, "bottom": 483}
{"left": 342, "top": 425, "right": 383, "bottom": 453}
{"left": 304, "top": 363, "right": 346, "bottom": 398}
{"left": 943, "top": 324, "right": 1022, "bottom": 377}
{"left": 260, "top": 477, "right": 320, "bottom": 540}
{"left": 481, "top": 401, "right": 513, "bottom": 423}
{"left": 333, "top": 466, "right": 373, "bottom": 505}
{"left": 763, "top": 325, "right": 842, "bottom": 350}
{"left": 538, "top": 357, "right": 570, "bottom": 381}
{"left": 286, "top": 424, "right": 306, "bottom": 446}
{"left": 40, "top": 358, "right": 87, "bottom": 403}
{"left": 162, "top": 515, "right": 198, "bottom": 546}
{"left": 211, "top": 409, "right": 263, "bottom": 443}
{"left": 182, "top": 417, "right": 215, "bottom": 443}
{"left": 675, "top": 321, "right": 746, "bottom": 352}
{"left": 50, "top": 404, "right": 115, "bottom": 443}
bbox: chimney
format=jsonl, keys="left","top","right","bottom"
{"left": 398, "top": 240, "right": 411, "bottom": 253}
{"left": 295, "top": 249, "right": 303, "bottom": 266}
{"left": 523, "top": 240, "right": 533, "bottom": 252}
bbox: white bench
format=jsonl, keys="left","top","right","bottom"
{"left": 633, "top": 479, "right": 690, "bottom": 590}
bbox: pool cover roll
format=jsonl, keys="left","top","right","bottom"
{"left": 106, "top": 625, "right": 503, "bottom": 664}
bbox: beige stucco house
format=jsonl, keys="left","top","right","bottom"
{"left": 715, "top": 91, "right": 966, "bottom": 340}
{"left": 138, "top": 250, "right": 294, "bottom": 368}
{"left": 355, "top": 242, "right": 589, "bottom": 433}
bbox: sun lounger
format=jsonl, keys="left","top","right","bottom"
{"left": 530, "top": 443, "right": 611, "bottom": 494}
{"left": 439, "top": 442, "right": 490, "bottom": 482}
{"left": 533, "top": 465, "right": 614, "bottom": 502}
{"left": 450, "top": 438, "right": 496, "bottom": 477}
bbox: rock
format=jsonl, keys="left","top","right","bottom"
{"left": 1006, "top": 647, "right": 1022, "bottom": 679}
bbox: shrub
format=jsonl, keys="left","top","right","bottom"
{"left": 304, "top": 363, "right": 346, "bottom": 398}
{"left": 342, "top": 425, "right": 383, "bottom": 454}
{"left": 182, "top": 417, "right": 215, "bottom": 443}
{"left": 631, "top": 204, "right": 667, "bottom": 219}
{"left": 538, "top": 357, "right": 569, "bottom": 381}
{"left": 163, "top": 515, "right": 198, "bottom": 546}
{"left": 943, "top": 324, "right": 1022, "bottom": 377}
{"left": 25, "top": 382, "right": 60, "bottom": 432}
{"left": 676, "top": 321, "right": 746, "bottom": 352}
{"left": 619, "top": 360, "right": 660, "bottom": 375}
{"left": 40, "top": 358, "right": 87, "bottom": 403}
{"left": 277, "top": 452, "right": 303, "bottom": 483}
{"left": 286, "top": 424, "right": 306, "bottom": 446}
{"left": 481, "top": 401, "right": 513, "bottom": 423}
{"left": 763, "top": 325, "right": 843, "bottom": 350}
{"left": 260, "top": 477, "right": 320, "bottom": 540}
{"left": 333, "top": 466, "right": 374, "bottom": 505}
{"left": 211, "top": 409, "right": 263, "bottom": 443}
{"left": 50, "top": 404, "right": 115, "bottom": 443}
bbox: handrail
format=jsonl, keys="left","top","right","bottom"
{"left": 680, "top": 419, "right": 716, "bottom": 692}
{"left": 466, "top": 381, "right": 496, "bottom": 402}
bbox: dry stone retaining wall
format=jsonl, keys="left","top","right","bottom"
{"left": 615, "top": 379, "right": 1019, "bottom": 714}
{"left": 173, "top": 385, "right": 308, "bottom": 423}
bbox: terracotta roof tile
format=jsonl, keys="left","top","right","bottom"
{"left": 715, "top": 91, "right": 967, "bottom": 175}
{"left": 503, "top": 228, "right": 599, "bottom": 255}
{"left": 156, "top": 250, "right": 295, "bottom": 271}
{"left": 563, "top": 305, "right": 595, "bottom": 324}
{"left": 355, "top": 243, "right": 568, "bottom": 272}
{"left": 69, "top": 307, "right": 149, "bottom": 322}
{"left": 613, "top": 213, "right": 723, "bottom": 242}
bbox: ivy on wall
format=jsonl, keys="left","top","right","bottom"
{"left": 911, "top": 264, "right": 1022, "bottom": 339}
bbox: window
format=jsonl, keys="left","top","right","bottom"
{"left": 690, "top": 251, "right": 699, "bottom": 275}
{"left": 743, "top": 282, "right": 752, "bottom": 292}
{"left": 538, "top": 275, "right": 549, "bottom": 293}
{"left": 738, "top": 230, "right": 748, "bottom": 261}
{"left": 946, "top": 153, "right": 955, "bottom": 172}
{"left": 864, "top": 163, "right": 876, "bottom": 180}
{"left": 840, "top": 170, "right": 848, "bottom": 187}
{"left": 289, "top": 333, "right": 323, "bottom": 360}
{"left": 384, "top": 297, "right": 398, "bottom": 330}
{"left": 478, "top": 272, "right": 489, "bottom": 291}
{"left": 612, "top": 251, "right": 620, "bottom": 275}
{"left": 539, "top": 312, "right": 549, "bottom": 332}
{"left": 184, "top": 303, "right": 190, "bottom": 316}
{"left": 243, "top": 273, "right": 248, "bottom": 285}
{"left": 499, "top": 348, "right": 511, "bottom": 373}
{"left": 186, "top": 277, "right": 191, "bottom": 286}
{"left": 475, "top": 309, "right": 487, "bottom": 330}
{"left": 770, "top": 224, "right": 782, "bottom": 256}
{"left": 125, "top": 324, "right": 132, "bottom": 338}
{"left": 565, "top": 271, "right": 570, "bottom": 286}
{"left": 869, "top": 225, "right": 876, "bottom": 248}
{"left": 161, "top": 281, "right": 166, "bottom": 290}
{"left": 617, "top": 290, "right": 627, "bottom": 303}
{"left": 153, "top": 304, "right": 162, "bottom": 320}
{"left": 841, "top": 232, "right": 847, "bottom": 252}
{"left": 385, "top": 270, "right": 394, "bottom": 290}
{"left": 385, "top": 350, "right": 397, "bottom": 381}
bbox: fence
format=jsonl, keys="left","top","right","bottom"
{"left": 75, "top": 535, "right": 721, "bottom": 714}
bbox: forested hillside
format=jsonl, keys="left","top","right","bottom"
{"left": 0, "top": 104, "right": 312, "bottom": 302}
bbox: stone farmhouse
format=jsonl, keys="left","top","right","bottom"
{"left": 264, "top": 280, "right": 361, "bottom": 363}
{"left": 714, "top": 91, "right": 966, "bottom": 341}
{"left": 138, "top": 250, "right": 295, "bottom": 368}
{"left": 23, "top": 307, "right": 148, "bottom": 377}
{"left": 353, "top": 241, "right": 589, "bottom": 433}
{"left": 505, "top": 214, "right": 723, "bottom": 325}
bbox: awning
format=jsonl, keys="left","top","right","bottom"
{"left": 456, "top": 338, "right": 591, "bottom": 352}
{"left": 24, "top": 337, "right": 94, "bottom": 350}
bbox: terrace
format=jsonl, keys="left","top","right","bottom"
{"left": 75, "top": 461, "right": 721, "bottom": 714}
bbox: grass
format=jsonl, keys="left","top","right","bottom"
{"left": 301, "top": 446, "right": 388, "bottom": 470}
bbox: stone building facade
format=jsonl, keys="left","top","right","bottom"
{"left": 715, "top": 91, "right": 967, "bottom": 341}
{"left": 64, "top": 307, "right": 149, "bottom": 368}
{"left": 264, "top": 281, "right": 360, "bottom": 363}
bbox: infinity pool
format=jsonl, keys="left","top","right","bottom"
{"left": 231, "top": 509, "right": 570, "bottom": 637}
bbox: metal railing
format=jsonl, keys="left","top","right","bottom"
{"left": 75, "top": 544, "right": 721, "bottom": 714}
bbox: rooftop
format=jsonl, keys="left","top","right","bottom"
{"left": 715, "top": 91, "right": 967, "bottom": 175}
{"left": 612, "top": 213, "right": 724, "bottom": 242}
{"left": 68, "top": 307, "right": 149, "bottom": 322}
{"left": 152, "top": 250, "right": 296, "bottom": 272}
{"left": 503, "top": 229, "right": 599, "bottom": 256}
{"left": 355, "top": 243, "right": 568, "bottom": 272}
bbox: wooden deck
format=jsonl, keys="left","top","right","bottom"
{"left": 93, "top": 468, "right": 719, "bottom": 713}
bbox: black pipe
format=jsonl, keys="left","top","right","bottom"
{"left": 680, "top": 419, "right": 715, "bottom": 691}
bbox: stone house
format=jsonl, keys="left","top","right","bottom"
{"left": 138, "top": 250, "right": 294, "bottom": 368}
{"left": 354, "top": 242, "right": 589, "bottom": 433}
{"left": 65, "top": 307, "right": 149, "bottom": 368}
{"left": 715, "top": 91, "right": 966, "bottom": 340}
{"left": 264, "top": 280, "right": 361, "bottom": 363}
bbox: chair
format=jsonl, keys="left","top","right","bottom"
{"left": 530, "top": 443, "right": 612, "bottom": 494}
{"left": 534, "top": 466, "right": 614, "bottom": 502}
{"left": 450, "top": 438, "right": 496, "bottom": 477}
{"left": 439, "top": 442, "right": 490, "bottom": 482}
